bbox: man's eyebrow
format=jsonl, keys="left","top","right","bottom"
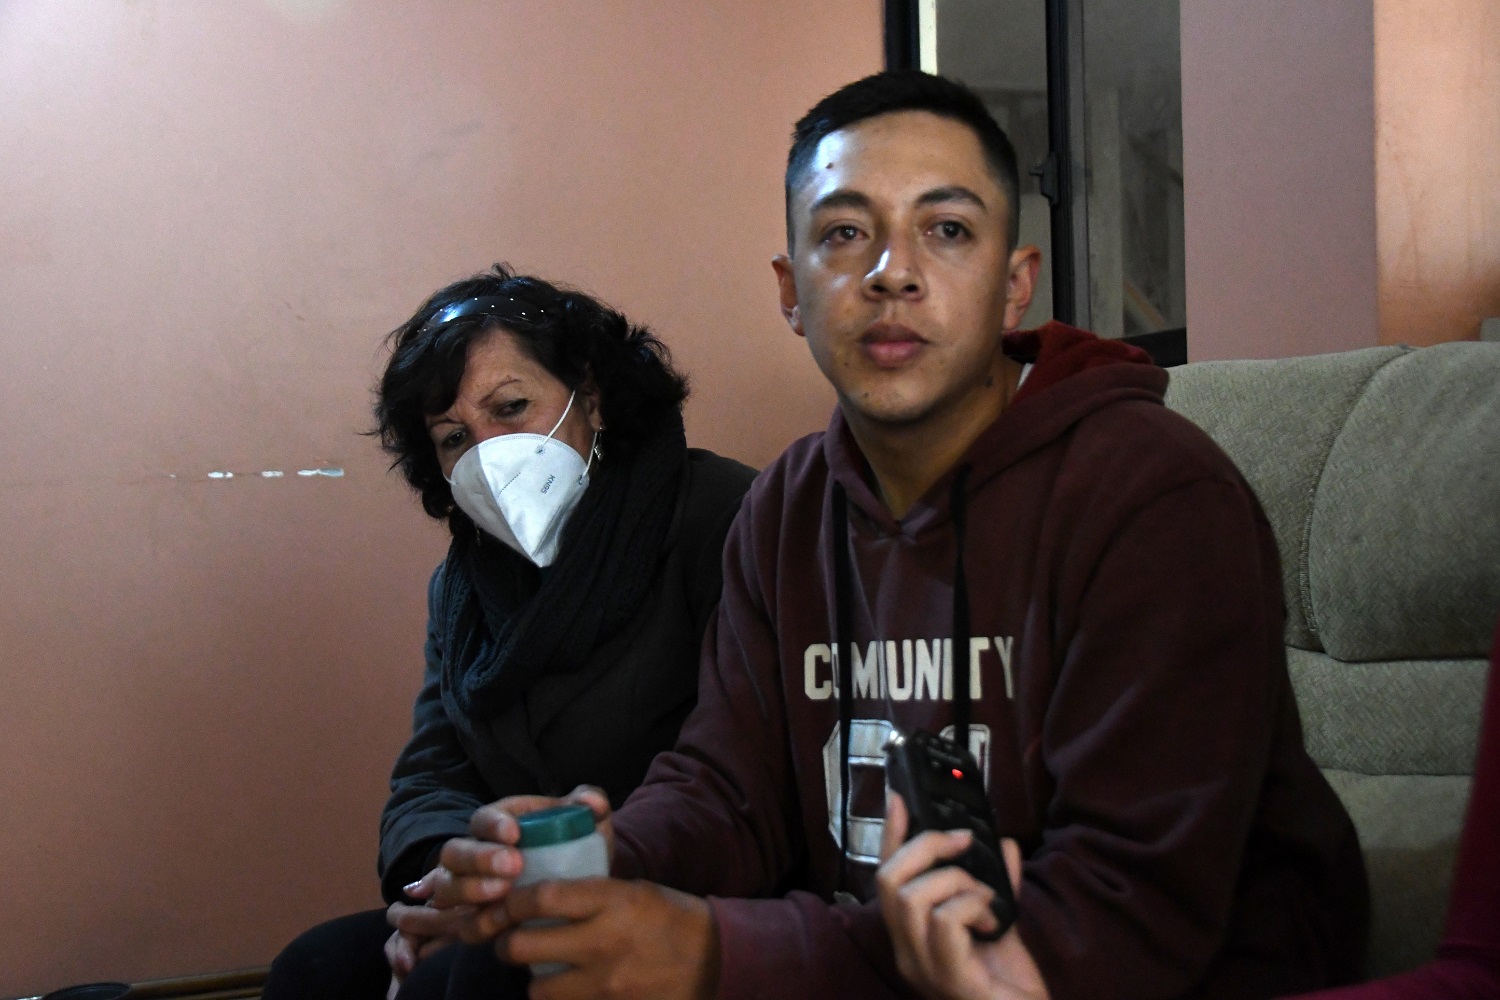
{"left": 807, "top": 186, "right": 990, "bottom": 217}
{"left": 915, "top": 186, "right": 989, "bottom": 212}
{"left": 807, "top": 189, "right": 872, "bottom": 216}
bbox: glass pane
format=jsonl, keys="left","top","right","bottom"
{"left": 1080, "top": 0, "right": 1184, "bottom": 338}
{"left": 934, "top": 0, "right": 1186, "bottom": 340}
{"left": 935, "top": 0, "right": 1054, "bottom": 329}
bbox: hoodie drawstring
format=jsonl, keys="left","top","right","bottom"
{"left": 950, "top": 466, "right": 972, "bottom": 751}
{"left": 832, "top": 482, "right": 855, "bottom": 893}
{"left": 830, "top": 467, "right": 973, "bottom": 893}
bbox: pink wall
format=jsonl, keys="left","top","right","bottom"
{"left": 1375, "top": 0, "right": 1500, "bottom": 346}
{"left": 0, "top": 2, "right": 878, "bottom": 993}
{"left": 1180, "top": 1, "right": 1379, "bottom": 361}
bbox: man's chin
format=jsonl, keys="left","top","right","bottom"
{"left": 836, "top": 391, "right": 936, "bottom": 430}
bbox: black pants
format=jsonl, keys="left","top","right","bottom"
{"left": 443, "top": 942, "right": 530, "bottom": 999}
{"left": 263, "top": 907, "right": 529, "bottom": 1000}
{"left": 262, "top": 908, "right": 456, "bottom": 1000}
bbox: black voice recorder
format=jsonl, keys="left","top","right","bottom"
{"left": 884, "top": 729, "right": 1019, "bottom": 941}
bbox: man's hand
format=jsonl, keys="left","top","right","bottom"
{"left": 425, "top": 785, "right": 614, "bottom": 944}
{"left": 495, "top": 877, "right": 718, "bottom": 1000}
{"left": 383, "top": 874, "right": 467, "bottom": 1000}
{"left": 876, "top": 791, "right": 1050, "bottom": 1000}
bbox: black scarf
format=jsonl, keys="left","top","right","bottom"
{"left": 439, "top": 413, "right": 687, "bottom": 720}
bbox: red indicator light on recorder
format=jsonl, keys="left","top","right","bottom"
{"left": 951, "top": 768, "right": 964, "bottom": 779}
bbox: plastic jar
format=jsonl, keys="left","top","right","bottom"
{"left": 514, "top": 803, "right": 610, "bottom": 977}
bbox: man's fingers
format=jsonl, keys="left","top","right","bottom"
{"left": 523, "top": 961, "right": 589, "bottom": 1000}
{"left": 879, "top": 790, "right": 910, "bottom": 864}
{"left": 1001, "top": 838, "right": 1023, "bottom": 896}
{"left": 456, "top": 899, "right": 521, "bottom": 944}
{"left": 429, "top": 837, "right": 521, "bottom": 909}
{"left": 561, "top": 785, "right": 616, "bottom": 866}
{"left": 494, "top": 878, "right": 715, "bottom": 1000}
{"left": 495, "top": 902, "right": 610, "bottom": 970}
{"left": 469, "top": 794, "right": 568, "bottom": 843}
{"left": 881, "top": 860, "right": 992, "bottom": 989}
{"left": 461, "top": 879, "right": 615, "bottom": 950}
{"left": 894, "top": 863, "right": 994, "bottom": 926}
{"left": 492, "top": 893, "right": 621, "bottom": 971}
{"left": 467, "top": 803, "right": 519, "bottom": 845}
{"left": 564, "top": 784, "right": 611, "bottom": 821}
{"left": 877, "top": 827, "right": 974, "bottom": 895}
{"left": 927, "top": 889, "right": 999, "bottom": 971}
{"left": 503, "top": 877, "right": 620, "bottom": 925}
{"left": 526, "top": 876, "right": 613, "bottom": 921}
{"left": 937, "top": 887, "right": 1002, "bottom": 938}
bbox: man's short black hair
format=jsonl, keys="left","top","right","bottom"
{"left": 785, "top": 70, "right": 1021, "bottom": 253}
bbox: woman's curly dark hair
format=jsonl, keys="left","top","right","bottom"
{"left": 375, "top": 264, "right": 689, "bottom": 524}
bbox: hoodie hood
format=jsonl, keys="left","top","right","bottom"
{"left": 823, "top": 321, "right": 1165, "bottom": 534}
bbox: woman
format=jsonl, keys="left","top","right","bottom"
{"left": 263, "top": 265, "right": 756, "bottom": 999}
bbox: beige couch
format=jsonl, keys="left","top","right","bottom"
{"left": 1164, "top": 341, "right": 1500, "bottom": 978}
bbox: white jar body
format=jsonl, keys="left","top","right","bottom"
{"left": 515, "top": 830, "right": 609, "bottom": 977}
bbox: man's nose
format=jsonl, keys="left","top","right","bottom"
{"left": 863, "top": 233, "right": 924, "bottom": 299}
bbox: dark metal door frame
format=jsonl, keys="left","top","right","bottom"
{"left": 883, "top": 0, "right": 921, "bottom": 70}
{"left": 1041, "top": 0, "right": 1089, "bottom": 327}
{"left": 883, "top": 0, "right": 1088, "bottom": 327}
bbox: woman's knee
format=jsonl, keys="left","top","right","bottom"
{"left": 263, "top": 908, "right": 393, "bottom": 1000}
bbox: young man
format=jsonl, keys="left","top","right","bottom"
{"left": 424, "top": 71, "right": 1368, "bottom": 1000}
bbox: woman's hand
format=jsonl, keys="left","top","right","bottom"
{"left": 425, "top": 785, "right": 614, "bottom": 943}
{"left": 383, "top": 874, "right": 468, "bottom": 999}
{"left": 876, "top": 791, "right": 1050, "bottom": 1000}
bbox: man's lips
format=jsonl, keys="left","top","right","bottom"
{"left": 860, "top": 322, "right": 928, "bottom": 368}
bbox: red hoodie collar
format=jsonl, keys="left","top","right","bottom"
{"left": 1003, "top": 321, "right": 1154, "bottom": 406}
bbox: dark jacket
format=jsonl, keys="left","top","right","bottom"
{"left": 614, "top": 324, "right": 1368, "bottom": 1000}
{"left": 378, "top": 448, "right": 755, "bottom": 902}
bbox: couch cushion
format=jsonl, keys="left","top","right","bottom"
{"left": 1289, "top": 648, "right": 1489, "bottom": 775}
{"left": 1308, "top": 343, "right": 1500, "bottom": 662}
{"left": 1164, "top": 347, "right": 1408, "bottom": 651}
{"left": 1323, "top": 770, "right": 1471, "bottom": 978}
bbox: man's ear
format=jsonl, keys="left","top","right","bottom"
{"left": 771, "top": 254, "right": 804, "bottom": 338}
{"left": 1001, "top": 244, "right": 1043, "bottom": 331}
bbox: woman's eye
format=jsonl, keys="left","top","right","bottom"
{"left": 440, "top": 429, "right": 467, "bottom": 450}
{"left": 494, "top": 399, "right": 528, "bottom": 419}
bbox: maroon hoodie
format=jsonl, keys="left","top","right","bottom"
{"left": 613, "top": 323, "right": 1368, "bottom": 1000}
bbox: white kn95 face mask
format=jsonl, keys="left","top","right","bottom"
{"left": 446, "top": 391, "right": 596, "bottom": 566}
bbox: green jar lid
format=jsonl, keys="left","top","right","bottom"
{"left": 516, "top": 804, "right": 597, "bottom": 848}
